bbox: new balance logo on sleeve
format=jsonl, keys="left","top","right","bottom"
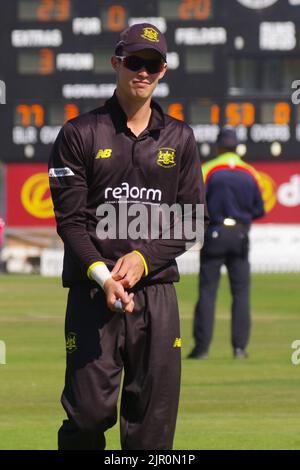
{"left": 96, "top": 149, "right": 112, "bottom": 159}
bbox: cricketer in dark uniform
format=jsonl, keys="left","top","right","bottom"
{"left": 49, "top": 23, "right": 208, "bottom": 450}
{"left": 188, "top": 127, "right": 265, "bottom": 360}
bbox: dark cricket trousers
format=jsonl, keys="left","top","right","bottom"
{"left": 193, "top": 224, "right": 251, "bottom": 353}
{"left": 58, "top": 282, "right": 181, "bottom": 450}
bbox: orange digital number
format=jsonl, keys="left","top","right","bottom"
{"left": 17, "top": 104, "right": 45, "bottom": 127}
{"left": 226, "top": 103, "right": 255, "bottom": 127}
{"left": 64, "top": 104, "right": 80, "bottom": 123}
{"left": 39, "top": 49, "right": 54, "bottom": 75}
{"left": 274, "top": 102, "right": 290, "bottom": 125}
{"left": 178, "top": 0, "right": 211, "bottom": 20}
{"left": 107, "top": 5, "right": 126, "bottom": 32}
{"left": 56, "top": 0, "right": 70, "bottom": 21}
{"left": 211, "top": 104, "right": 220, "bottom": 125}
{"left": 37, "top": 0, "right": 70, "bottom": 22}
{"left": 167, "top": 103, "right": 185, "bottom": 121}
{"left": 37, "top": 0, "right": 52, "bottom": 21}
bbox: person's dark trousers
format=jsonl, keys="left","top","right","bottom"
{"left": 58, "top": 282, "right": 181, "bottom": 450}
{"left": 193, "top": 255, "right": 223, "bottom": 354}
{"left": 58, "top": 419, "right": 106, "bottom": 450}
{"left": 193, "top": 224, "right": 251, "bottom": 354}
{"left": 226, "top": 254, "right": 250, "bottom": 350}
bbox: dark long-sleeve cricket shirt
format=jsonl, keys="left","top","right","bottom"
{"left": 49, "top": 92, "right": 209, "bottom": 287}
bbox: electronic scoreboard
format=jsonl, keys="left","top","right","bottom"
{"left": 1, "top": 0, "right": 300, "bottom": 162}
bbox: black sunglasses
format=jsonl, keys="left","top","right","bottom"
{"left": 116, "top": 55, "right": 165, "bottom": 74}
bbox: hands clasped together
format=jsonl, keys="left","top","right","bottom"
{"left": 103, "top": 252, "right": 145, "bottom": 314}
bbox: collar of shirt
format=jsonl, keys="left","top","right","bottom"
{"left": 105, "top": 91, "right": 165, "bottom": 136}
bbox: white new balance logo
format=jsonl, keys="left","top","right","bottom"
{"left": 49, "top": 167, "right": 75, "bottom": 177}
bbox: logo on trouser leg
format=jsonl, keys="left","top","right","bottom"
{"left": 66, "top": 332, "right": 77, "bottom": 354}
{"left": 173, "top": 338, "right": 182, "bottom": 348}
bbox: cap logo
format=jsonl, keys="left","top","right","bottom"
{"left": 141, "top": 27, "right": 160, "bottom": 43}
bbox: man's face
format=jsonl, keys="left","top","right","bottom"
{"left": 112, "top": 49, "right": 167, "bottom": 102}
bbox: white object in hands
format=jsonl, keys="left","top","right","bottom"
{"left": 89, "top": 264, "right": 124, "bottom": 311}
{"left": 90, "top": 263, "right": 112, "bottom": 289}
{"left": 114, "top": 299, "right": 124, "bottom": 312}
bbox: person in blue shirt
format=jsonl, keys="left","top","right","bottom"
{"left": 188, "top": 127, "right": 265, "bottom": 359}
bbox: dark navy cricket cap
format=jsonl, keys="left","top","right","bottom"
{"left": 115, "top": 23, "right": 168, "bottom": 61}
{"left": 216, "top": 126, "right": 238, "bottom": 148}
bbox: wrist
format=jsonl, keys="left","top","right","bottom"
{"left": 103, "top": 276, "right": 114, "bottom": 291}
{"left": 87, "top": 262, "right": 112, "bottom": 289}
{"left": 133, "top": 250, "right": 149, "bottom": 276}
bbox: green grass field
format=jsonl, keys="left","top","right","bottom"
{"left": 0, "top": 273, "right": 299, "bottom": 450}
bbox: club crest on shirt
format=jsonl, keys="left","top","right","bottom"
{"left": 156, "top": 148, "right": 176, "bottom": 168}
{"left": 66, "top": 332, "right": 77, "bottom": 354}
{"left": 141, "top": 27, "right": 160, "bottom": 43}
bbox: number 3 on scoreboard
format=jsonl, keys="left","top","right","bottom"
{"left": 39, "top": 49, "right": 54, "bottom": 75}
